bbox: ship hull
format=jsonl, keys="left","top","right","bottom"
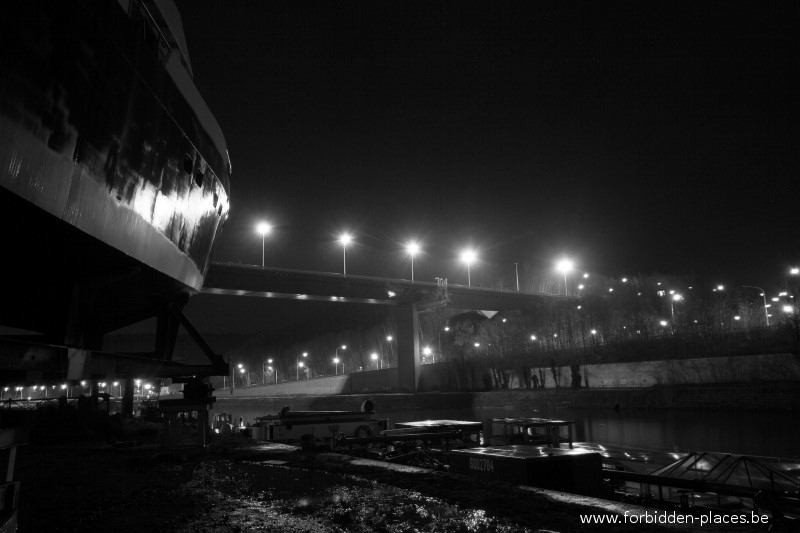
{"left": 0, "top": 0, "right": 230, "bottom": 344}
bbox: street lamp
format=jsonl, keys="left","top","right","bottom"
{"left": 334, "top": 345, "right": 346, "bottom": 375}
{"left": 514, "top": 262, "right": 520, "bottom": 291}
{"left": 370, "top": 352, "right": 381, "bottom": 370}
{"left": 742, "top": 286, "right": 770, "bottom": 326}
{"left": 256, "top": 221, "right": 272, "bottom": 267}
{"left": 555, "top": 258, "right": 574, "bottom": 296}
{"left": 670, "top": 294, "right": 683, "bottom": 333}
{"left": 296, "top": 352, "right": 308, "bottom": 380}
{"left": 333, "top": 357, "right": 341, "bottom": 375}
{"left": 422, "top": 346, "right": 433, "bottom": 363}
{"left": 406, "top": 241, "right": 420, "bottom": 282}
{"left": 339, "top": 233, "right": 352, "bottom": 276}
{"left": 460, "top": 248, "right": 477, "bottom": 287}
{"left": 267, "top": 358, "right": 277, "bottom": 383}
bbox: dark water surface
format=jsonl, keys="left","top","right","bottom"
{"left": 213, "top": 401, "right": 800, "bottom": 460}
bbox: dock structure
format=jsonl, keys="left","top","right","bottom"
{"left": 484, "top": 417, "right": 575, "bottom": 448}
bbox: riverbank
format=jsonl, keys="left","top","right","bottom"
{"left": 13, "top": 435, "right": 765, "bottom": 532}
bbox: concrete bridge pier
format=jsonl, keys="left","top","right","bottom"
{"left": 395, "top": 302, "right": 420, "bottom": 393}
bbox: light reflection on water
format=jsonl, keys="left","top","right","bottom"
{"left": 213, "top": 402, "right": 800, "bottom": 460}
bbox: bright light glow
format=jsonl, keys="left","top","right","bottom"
{"left": 717, "top": 285, "right": 725, "bottom": 291}
{"left": 302, "top": 352, "right": 308, "bottom": 357}
{"left": 591, "top": 329, "right": 597, "bottom": 335}
{"left": 790, "top": 267, "right": 799, "bottom": 275}
{"left": 621, "top": 277, "right": 628, "bottom": 283}
{"left": 555, "top": 258, "right": 574, "bottom": 274}
{"left": 339, "top": 233, "right": 352, "bottom": 246}
{"left": 474, "top": 343, "right": 480, "bottom": 348}
{"left": 460, "top": 248, "right": 477, "bottom": 265}
{"left": 660, "top": 320, "right": 668, "bottom": 326}
{"left": 370, "top": 353, "right": 378, "bottom": 361}
{"left": 256, "top": 221, "right": 272, "bottom": 236}
{"left": 783, "top": 305, "right": 794, "bottom": 313}
{"left": 530, "top": 335, "right": 536, "bottom": 341}
{"left": 673, "top": 294, "right": 683, "bottom": 301}
{"left": 771, "top": 297, "right": 780, "bottom": 302}
{"left": 239, "top": 368, "right": 246, "bottom": 373}
{"left": 422, "top": 346, "right": 432, "bottom": 356}
{"left": 237, "top": 363, "right": 243, "bottom": 369}
{"left": 443, "top": 327, "right": 449, "bottom": 332}
{"left": 386, "top": 336, "right": 393, "bottom": 342}
{"left": 578, "top": 284, "right": 584, "bottom": 290}
{"left": 298, "top": 362, "right": 304, "bottom": 368}
{"left": 268, "top": 358, "right": 273, "bottom": 364}
{"left": 81, "top": 381, "right": 87, "bottom": 387}
{"left": 113, "top": 381, "right": 119, "bottom": 387}
{"left": 583, "top": 273, "right": 589, "bottom": 279}
{"left": 406, "top": 241, "right": 420, "bottom": 257}
{"left": 341, "top": 345, "right": 347, "bottom": 350}
{"left": 734, "top": 316, "right": 741, "bottom": 320}
{"left": 333, "top": 357, "right": 339, "bottom": 364}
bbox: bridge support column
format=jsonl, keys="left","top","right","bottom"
{"left": 396, "top": 302, "right": 420, "bottom": 393}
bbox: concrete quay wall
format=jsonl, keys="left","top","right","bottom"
{"left": 216, "top": 352, "right": 799, "bottom": 400}
{"left": 214, "top": 381, "right": 799, "bottom": 415}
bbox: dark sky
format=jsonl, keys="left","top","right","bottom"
{"left": 175, "top": 0, "right": 799, "bottom": 290}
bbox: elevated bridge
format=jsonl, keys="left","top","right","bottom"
{"left": 203, "top": 262, "right": 568, "bottom": 392}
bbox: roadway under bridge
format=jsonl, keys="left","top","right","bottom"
{"left": 0, "top": 263, "right": 567, "bottom": 389}
{"left": 202, "top": 262, "right": 568, "bottom": 392}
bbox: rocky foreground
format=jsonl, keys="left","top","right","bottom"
{"left": 14, "top": 435, "right": 763, "bottom": 533}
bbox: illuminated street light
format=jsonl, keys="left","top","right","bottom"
{"left": 783, "top": 305, "right": 795, "bottom": 313}
{"left": 370, "top": 352, "right": 381, "bottom": 370}
{"left": 406, "top": 241, "right": 421, "bottom": 283}
{"left": 333, "top": 357, "right": 341, "bottom": 375}
{"left": 334, "top": 345, "right": 346, "bottom": 375}
{"left": 742, "top": 286, "right": 770, "bottom": 327}
{"left": 296, "top": 352, "right": 309, "bottom": 380}
{"left": 422, "top": 346, "right": 433, "bottom": 363}
{"left": 460, "top": 248, "right": 477, "bottom": 287}
{"left": 256, "top": 221, "right": 272, "bottom": 267}
{"left": 555, "top": 258, "right": 574, "bottom": 296}
{"left": 790, "top": 267, "right": 799, "bottom": 275}
{"left": 339, "top": 233, "right": 352, "bottom": 276}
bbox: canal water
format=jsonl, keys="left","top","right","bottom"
{"left": 214, "top": 401, "right": 800, "bottom": 460}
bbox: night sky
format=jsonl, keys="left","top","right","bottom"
{"left": 175, "top": 0, "right": 798, "bottom": 290}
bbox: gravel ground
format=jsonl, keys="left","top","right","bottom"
{"left": 13, "top": 435, "right": 765, "bottom": 533}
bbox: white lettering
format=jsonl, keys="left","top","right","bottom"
{"left": 468, "top": 457, "right": 494, "bottom": 472}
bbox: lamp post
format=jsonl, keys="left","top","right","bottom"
{"left": 460, "top": 248, "right": 477, "bottom": 287}
{"left": 267, "top": 358, "right": 277, "bottom": 383}
{"left": 296, "top": 352, "right": 308, "bottom": 380}
{"left": 555, "top": 258, "right": 573, "bottom": 296}
{"left": 742, "top": 286, "right": 770, "bottom": 326}
{"left": 514, "top": 262, "right": 520, "bottom": 292}
{"left": 256, "top": 221, "right": 272, "bottom": 267}
{"left": 339, "top": 233, "right": 352, "bottom": 276}
{"left": 670, "top": 294, "right": 683, "bottom": 334}
{"left": 334, "top": 345, "right": 346, "bottom": 375}
{"left": 333, "top": 357, "right": 341, "bottom": 375}
{"left": 370, "top": 352, "right": 381, "bottom": 370}
{"left": 406, "top": 241, "right": 420, "bottom": 282}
